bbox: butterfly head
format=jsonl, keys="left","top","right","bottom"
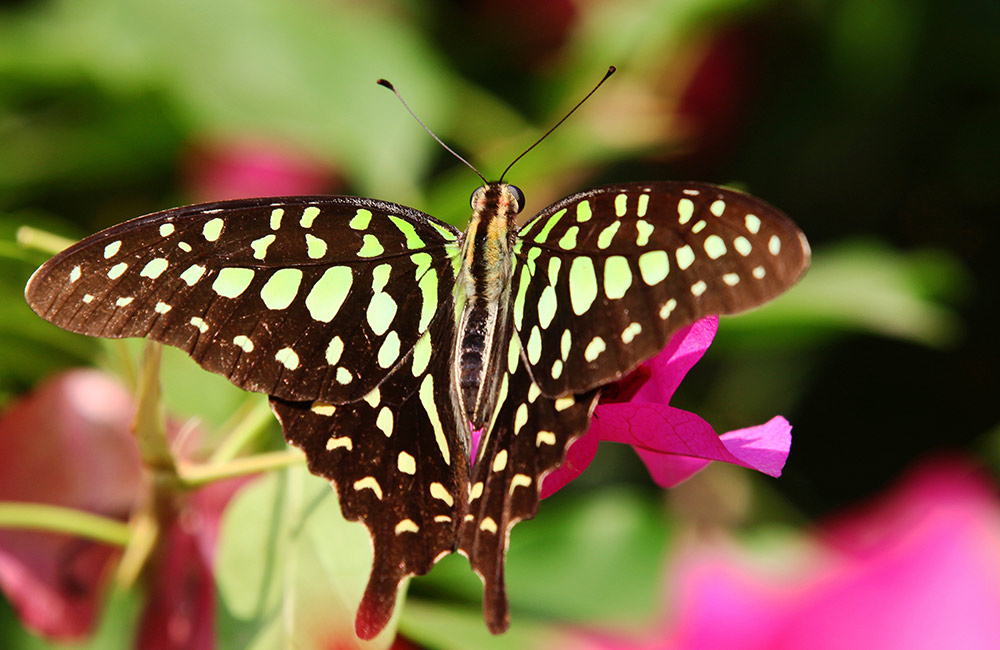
{"left": 461, "top": 183, "right": 525, "bottom": 296}
{"left": 470, "top": 183, "right": 525, "bottom": 220}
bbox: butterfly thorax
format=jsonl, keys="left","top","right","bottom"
{"left": 454, "top": 183, "right": 521, "bottom": 439}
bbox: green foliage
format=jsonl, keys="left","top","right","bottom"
{"left": 0, "top": 589, "right": 141, "bottom": 650}
{"left": 721, "top": 240, "right": 967, "bottom": 348}
{"left": 215, "top": 465, "right": 392, "bottom": 649}
{"left": 0, "top": 0, "right": 993, "bottom": 646}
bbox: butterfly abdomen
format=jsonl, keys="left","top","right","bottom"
{"left": 454, "top": 183, "right": 522, "bottom": 433}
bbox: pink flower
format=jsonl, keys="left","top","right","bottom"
{"left": 182, "top": 137, "right": 335, "bottom": 202}
{"left": 571, "top": 460, "right": 1000, "bottom": 650}
{"left": 0, "top": 371, "right": 246, "bottom": 646}
{"left": 542, "top": 316, "right": 792, "bottom": 498}
{"left": 0, "top": 371, "right": 141, "bottom": 639}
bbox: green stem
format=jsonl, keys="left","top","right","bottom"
{"left": 179, "top": 450, "right": 304, "bottom": 488}
{"left": 133, "top": 342, "right": 179, "bottom": 478}
{"left": 16, "top": 226, "right": 76, "bottom": 255}
{"left": 209, "top": 397, "right": 275, "bottom": 465}
{"left": 0, "top": 502, "right": 131, "bottom": 547}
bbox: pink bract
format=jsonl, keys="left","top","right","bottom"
{"left": 0, "top": 371, "right": 142, "bottom": 639}
{"left": 183, "top": 138, "right": 334, "bottom": 202}
{"left": 570, "top": 460, "right": 1000, "bottom": 650}
{"left": 0, "top": 371, "right": 247, "bottom": 647}
{"left": 542, "top": 316, "right": 792, "bottom": 498}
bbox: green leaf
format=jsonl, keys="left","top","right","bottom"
{"left": 0, "top": 0, "right": 461, "bottom": 200}
{"left": 0, "top": 217, "right": 99, "bottom": 406}
{"left": 410, "top": 488, "right": 670, "bottom": 629}
{"left": 400, "top": 599, "right": 574, "bottom": 650}
{"left": 0, "top": 586, "right": 142, "bottom": 650}
{"left": 215, "top": 465, "right": 395, "bottom": 649}
{"left": 720, "top": 240, "right": 967, "bottom": 348}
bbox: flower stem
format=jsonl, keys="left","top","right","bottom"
{"left": 16, "top": 226, "right": 76, "bottom": 255}
{"left": 209, "top": 397, "right": 275, "bottom": 465}
{"left": 179, "top": 450, "right": 304, "bottom": 488}
{"left": 0, "top": 502, "right": 131, "bottom": 547}
{"left": 133, "top": 342, "right": 179, "bottom": 480}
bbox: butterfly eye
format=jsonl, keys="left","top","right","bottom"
{"left": 470, "top": 187, "right": 486, "bottom": 210}
{"left": 506, "top": 185, "right": 525, "bottom": 214}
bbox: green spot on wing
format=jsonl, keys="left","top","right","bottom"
{"left": 513, "top": 265, "right": 531, "bottom": 330}
{"left": 638, "top": 250, "right": 669, "bottom": 285}
{"left": 416, "top": 269, "right": 438, "bottom": 332}
{"left": 527, "top": 327, "right": 542, "bottom": 364}
{"left": 429, "top": 221, "right": 459, "bottom": 242}
{"left": 604, "top": 256, "right": 632, "bottom": 299}
{"left": 532, "top": 208, "right": 567, "bottom": 243}
{"left": 358, "top": 234, "right": 384, "bottom": 257}
{"left": 305, "top": 234, "right": 327, "bottom": 259}
{"left": 305, "top": 266, "right": 352, "bottom": 322}
{"left": 367, "top": 293, "right": 397, "bottom": 336}
{"left": 597, "top": 221, "right": 621, "bottom": 249}
{"left": 260, "top": 268, "right": 303, "bottom": 310}
{"left": 212, "top": 268, "right": 255, "bottom": 298}
{"left": 569, "top": 257, "right": 598, "bottom": 315}
{"left": 558, "top": 226, "right": 579, "bottom": 250}
{"left": 525, "top": 246, "right": 542, "bottom": 276}
{"left": 636, "top": 220, "right": 654, "bottom": 246}
{"left": 411, "top": 330, "right": 432, "bottom": 376}
{"left": 388, "top": 215, "right": 425, "bottom": 250}
{"left": 350, "top": 209, "right": 372, "bottom": 230}
{"left": 538, "top": 285, "right": 557, "bottom": 329}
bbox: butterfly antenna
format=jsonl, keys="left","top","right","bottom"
{"left": 377, "top": 79, "right": 488, "bottom": 185}
{"left": 499, "top": 66, "right": 616, "bottom": 182}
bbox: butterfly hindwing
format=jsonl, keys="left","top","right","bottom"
{"left": 25, "top": 196, "right": 461, "bottom": 403}
{"left": 271, "top": 303, "right": 469, "bottom": 638}
{"left": 513, "top": 182, "right": 810, "bottom": 396}
{"left": 456, "top": 330, "right": 599, "bottom": 633}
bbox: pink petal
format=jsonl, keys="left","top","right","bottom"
{"left": 539, "top": 429, "right": 601, "bottom": 499}
{"left": 0, "top": 371, "right": 143, "bottom": 509}
{"left": 136, "top": 446, "right": 252, "bottom": 647}
{"left": 667, "top": 461, "right": 1000, "bottom": 650}
{"left": 541, "top": 407, "right": 790, "bottom": 498}
{"left": 632, "top": 316, "right": 718, "bottom": 405}
{"left": 716, "top": 418, "right": 793, "bottom": 479}
{"left": 593, "top": 403, "right": 791, "bottom": 486}
{"left": 183, "top": 138, "right": 334, "bottom": 202}
{"left": 0, "top": 371, "right": 143, "bottom": 639}
{"left": 136, "top": 522, "right": 215, "bottom": 650}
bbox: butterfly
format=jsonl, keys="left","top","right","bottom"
{"left": 24, "top": 73, "right": 810, "bottom": 639}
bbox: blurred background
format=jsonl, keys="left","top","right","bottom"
{"left": 1, "top": 0, "right": 998, "bottom": 648}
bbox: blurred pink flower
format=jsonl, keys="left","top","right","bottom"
{"left": 0, "top": 371, "right": 247, "bottom": 647}
{"left": 571, "top": 460, "right": 1000, "bottom": 650}
{"left": 183, "top": 137, "right": 335, "bottom": 202}
{"left": 542, "top": 316, "right": 792, "bottom": 498}
{"left": 674, "top": 28, "right": 755, "bottom": 167}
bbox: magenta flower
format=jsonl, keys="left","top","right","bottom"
{"left": 542, "top": 316, "right": 792, "bottom": 498}
{"left": 569, "top": 460, "right": 1000, "bottom": 650}
{"left": 0, "top": 371, "right": 246, "bottom": 646}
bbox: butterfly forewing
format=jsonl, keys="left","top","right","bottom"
{"left": 512, "top": 182, "right": 810, "bottom": 396}
{"left": 25, "top": 196, "right": 461, "bottom": 403}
